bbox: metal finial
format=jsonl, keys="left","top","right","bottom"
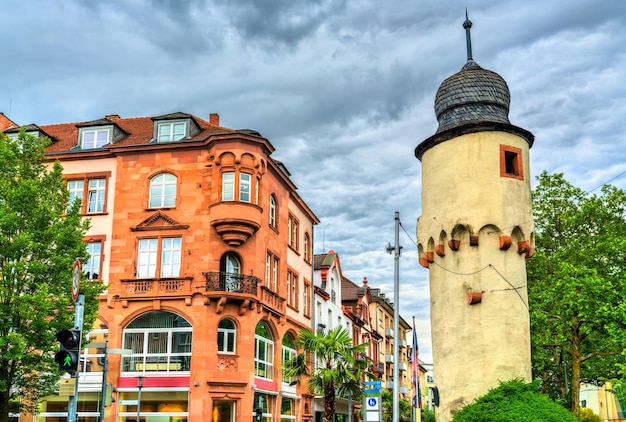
{"left": 463, "top": 8, "right": 473, "bottom": 61}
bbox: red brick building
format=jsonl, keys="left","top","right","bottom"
{"left": 3, "top": 112, "right": 319, "bottom": 421}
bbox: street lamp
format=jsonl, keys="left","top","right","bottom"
{"left": 86, "top": 341, "right": 132, "bottom": 422}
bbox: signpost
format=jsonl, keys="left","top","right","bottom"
{"left": 363, "top": 381, "right": 382, "bottom": 422}
{"left": 71, "top": 260, "right": 81, "bottom": 302}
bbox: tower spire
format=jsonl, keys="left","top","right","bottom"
{"left": 463, "top": 8, "right": 473, "bottom": 61}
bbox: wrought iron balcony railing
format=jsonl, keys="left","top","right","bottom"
{"left": 203, "top": 271, "right": 259, "bottom": 294}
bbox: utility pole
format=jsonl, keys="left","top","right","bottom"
{"left": 387, "top": 212, "right": 402, "bottom": 422}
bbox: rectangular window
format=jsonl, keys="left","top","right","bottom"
{"left": 67, "top": 180, "right": 84, "bottom": 209}
{"left": 303, "top": 280, "right": 311, "bottom": 317}
{"left": 266, "top": 253, "right": 272, "bottom": 288}
{"left": 272, "top": 258, "right": 278, "bottom": 292}
{"left": 222, "top": 172, "right": 235, "bottom": 201}
{"left": 288, "top": 214, "right": 299, "bottom": 250}
{"left": 254, "top": 336, "right": 274, "bottom": 379}
{"left": 240, "top": 173, "right": 251, "bottom": 202}
{"left": 137, "top": 237, "right": 181, "bottom": 278}
{"left": 500, "top": 144, "right": 524, "bottom": 180}
{"left": 80, "top": 128, "right": 110, "bottom": 149}
{"left": 85, "top": 241, "right": 102, "bottom": 280}
{"left": 87, "top": 179, "right": 106, "bottom": 213}
{"left": 157, "top": 121, "right": 187, "bottom": 142}
{"left": 65, "top": 173, "right": 110, "bottom": 215}
{"left": 160, "top": 237, "right": 182, "bottom": 277}
{"left": 286, "top": 269, "right": 298, "bottom": 309}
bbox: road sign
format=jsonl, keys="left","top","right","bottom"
{"left": 71, "top": 260, "right": 81, "bottom": 301}
{"left": 366, "top": 396, "right": 380, "bottom": 411}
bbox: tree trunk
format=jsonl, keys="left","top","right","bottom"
{"left": 570, "top": 329, "right": 582, "bottom": 414}
{"left": 324, "top": 384, "right": 336, "bottom": 422}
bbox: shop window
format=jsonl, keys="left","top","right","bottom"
{"left": 121, "top": 311, "right": 192, "bottom": 374}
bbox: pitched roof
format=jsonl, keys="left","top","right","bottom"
{"left": 19, "top": 112, "right": 235, "bottom": 153}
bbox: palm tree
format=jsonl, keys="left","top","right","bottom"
{"left": 282, "top": 326, "right": 372, "bottom": 422}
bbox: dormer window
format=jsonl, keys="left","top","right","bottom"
{"left": 157, "top": 121, "right": 187, "bottom": 142}
{"left": 80, "top": 127, "right": 111, "bottom": 149}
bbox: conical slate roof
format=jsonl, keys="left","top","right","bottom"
{"left": 434, "top": 58, "right": 511, "bottom": 133}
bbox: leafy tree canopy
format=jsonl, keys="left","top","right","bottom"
{"left": 0, "top": 131, "right": 103, "bottom": 419}
{"left": 527, "top": 171, "right": 626, "bottom": 414}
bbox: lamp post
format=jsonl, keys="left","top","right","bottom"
{"left": 137, "top": 376, "right": 144, "bottom": 422}
{"left": 85, "top": 342, "right": 132, "bottom": 422}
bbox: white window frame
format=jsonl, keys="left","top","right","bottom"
{"left": 281, "top": 335, "right": 296, "bottom": 388}
{"left": 254, "top": 324, "right": 274, "bottom": 380}
{"left": 121, "top": 312, "right": 192, "bottom": 374}
{"left": 269, "top": 195, "right": 277, "bottom": 227}
{"left": 85, "top": 241, "right": 102, "bottom": 280}
{"left": 239, "top": 173, "right": 252, "bottom": 202}
{"left": 149, "top": 173, "right": 177, "bottom": 208}
{"left": 157, "top": 121, "right": 187, "bottom": 142}
{"left": 272, "top": 258, "right": 278, "bottom": 292}
{"left": 266, "top": 253, "right": 272, "bottom": 288}
{"left": 80, "top": 128, "right": 111, "bottom": 149}
{"left": 222, "top": 172, "right": 235, "bottom": 201}
{"left": 218, "top": 318, "right": 237, "bottom": 354}
{"left": 137, "top": 237, "right": 182, "bottom": 278}
{"left": 87, "top": 179, "right": 106, "bottom": 213}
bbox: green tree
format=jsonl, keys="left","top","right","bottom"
{"left": 527, "top": 171, "right": 626, "bottom": 414}
{"left": 282, "top": 326, "right": 372, "bottom": 422}
{"left": 380, "top": 389, "right": 412, "bottom": 422}
{"left": 0, "top": 131, "right": 103, "bottom": 420}
{"left": 451, "top": 379, "right": 577, "bottom": 422}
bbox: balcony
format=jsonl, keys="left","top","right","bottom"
{"left": 398, "top": 338, "right": 407, "bottom": 348}
{"left": 370, "top": 361, "right": 385, "bottom": 375}
{"left": 385, "top": 354, "right": 394, "bottom": 363}
{"left": 385, "top": 328, "right": 394, "bottom": 338}
{"left": 209, "top": 202, "right": 262, "bottom": 246}
{"left": 398, "top": 362, "right": 408, "bottom": 371}
{"left": 204, "top": 271, "right": 258, "bottom": 294}
{"left": 204, "top": 272, "right": 284, "bottom": 317}
{"left": 114, "top": 272, "right": 282, "bottom": 317}
{"left": 386, "top": 381, "right": 394, "bottom": 389}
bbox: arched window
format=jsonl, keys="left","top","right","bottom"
{"left": 255, "top": 321, "right": 274, "bottom": 379}
{"left": 282, "top": 333, "right": 296, "bottom": 385}
{"left": 218, "top": 318, "right": 236, "bottom": 354}
{"left": 303, "top": 232, "right": 311, "bottom": 263}
{"left": 121, "top": 311, "right": 192, "bottom": 374}
{"left": 269, "top": 195, "right": 277, "bottom": 227}
{"left": 220, "top": 252, "right": 242, "bottom": 292}
{"left": 149, "top": 173, "right": 177, "bottom": 208}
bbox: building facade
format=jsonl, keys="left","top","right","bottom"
{"left": 4, "top": 111, "right": 319, "bottom": 421}
{"left": 415, "top": 18, "right": 534, "bottom": 421}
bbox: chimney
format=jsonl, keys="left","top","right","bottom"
{"left": 209, "top": 113, "right": 219, "bottom": 125}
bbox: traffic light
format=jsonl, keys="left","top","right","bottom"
{"left": 255, "top": 407, "right": 263, "bottom": 421}
{"left": 55, "top": 329, "right": 81, "bottom": 373}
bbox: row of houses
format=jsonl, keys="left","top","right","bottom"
{"left": 0, "top": 111, "right": 426, "bottom": 422}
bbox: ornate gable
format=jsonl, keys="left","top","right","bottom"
{"left": 131, "top": 210, "right": 189, "bottom": 232}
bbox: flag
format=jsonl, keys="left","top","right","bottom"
{"left": 411, "top": 317, "right": 422, "bottom": 410}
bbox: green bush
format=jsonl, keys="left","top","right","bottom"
{"left": 575, "top": 408, "right": 601, "bottom": 422}
{"left": 421, "top": 408, "right": 436, "bottom": 422}
{"left": 451, "top": 379, "right": 577, "bottom": 422}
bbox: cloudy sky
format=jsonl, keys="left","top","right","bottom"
{"left": 2, "top": 0, "right": 626, "bottom": 363}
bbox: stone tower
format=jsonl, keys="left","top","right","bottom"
{"left": 415, "top": 16, "right": 535, "bottom": 421}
